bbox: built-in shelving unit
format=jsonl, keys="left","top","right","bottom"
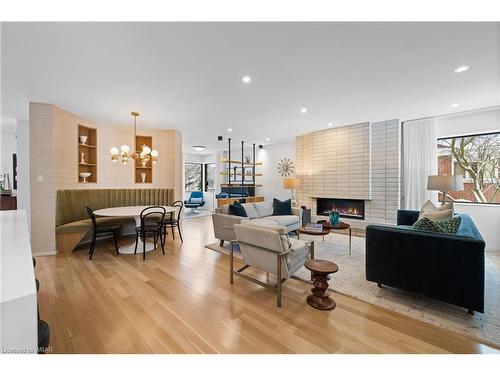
{"left": 218, "top": 139, "right": 264, "bottom": 206}
{"left": 220, "top": 172, "right": 263, "bottom": 177}
{"left": 78, "top": 125, "right": 97, "bottom": 183}
{"left": 217, "top": 196, "right": 264, "bottom": 206}
{"left": 220, "top": 184, "right": 263, "bottom": 187}
{"left": 220, "top": 160, "right": 263, "bottom": 166}
{"left": 135, "top": 135, "right": 153, "bottom": 183}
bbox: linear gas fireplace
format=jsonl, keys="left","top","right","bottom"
{"left": 316, "top": 198, "right": 365, "bottom": 220}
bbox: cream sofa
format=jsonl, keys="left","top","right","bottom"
{"left": 212, "top": 201, "right": 302, "bottom": 246}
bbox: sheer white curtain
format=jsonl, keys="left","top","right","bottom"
{"left": 402, "top": 117, "right": 438, "bottom": 209}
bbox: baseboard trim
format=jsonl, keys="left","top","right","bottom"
{"left": 33, "top": 251, "right": 57, "bottom": 257}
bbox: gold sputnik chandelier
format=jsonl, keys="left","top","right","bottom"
{"left": 109, "top": 112, "right": 158, "bottom": 166}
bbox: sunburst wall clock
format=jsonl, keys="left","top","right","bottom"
{"left": 277, "top": 158, "right": 295, "bottom": 177}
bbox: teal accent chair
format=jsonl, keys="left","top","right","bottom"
{"left": 184, "top": 191, "right": 205, "bottom": 212}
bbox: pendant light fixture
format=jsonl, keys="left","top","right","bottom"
{"left": 109, "top": 112, "right": 158, "bottom": 165}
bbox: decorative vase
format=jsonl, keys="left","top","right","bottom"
{"left": 80, "top": 153, "right": 85, "bottom": 164}
{"left": 329, "top": 210, "right": 340, "bottom": 226}
{"left": 141, "top": 172, "right": 147, "bottom": 183}
{"left": 79, "top": 135, "right": 88, "bottom": 144}
{"left": 79, "top": 172, "right": 91, "bottom": 183}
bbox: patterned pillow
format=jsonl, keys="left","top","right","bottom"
{"left": 412, "top": 217, "right": 442, "bottom": 233}
{"left": 418, "top": 200, "right": 453, "bottom": 220}
{"left": 412, "top": 216, "right": 462, "bottom": 235}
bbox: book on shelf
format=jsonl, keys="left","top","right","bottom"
{"left": 304, "top": 223, "right": 323, "bottom": 232}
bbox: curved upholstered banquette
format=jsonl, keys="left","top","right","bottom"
{"left": 55, "top": 188, "right": 174, "bottom": 252}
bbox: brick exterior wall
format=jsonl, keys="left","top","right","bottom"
{"left": 438, "top": 154, "right": 500, "bottom": 203}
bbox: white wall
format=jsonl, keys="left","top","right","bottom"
{"left": 257, "top": 141, "right": 296, "bottom": 203}
{"left": 0, "top": 127, "right": 17, "bottom": 188}
{"left": 16, "top": 120, "right": 30, "bottom": 231}
{"left": 437, "top": 106, "right": 500, "bottom": 250}
{"left": 438, "top": 107, "right": 499, "bottom": 138}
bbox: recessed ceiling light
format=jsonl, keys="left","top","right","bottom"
{"left": 454, "top": 65, "right": 470, "bottom": 74}
{"left": 328, "top": 123, "right": 333, "bottom": 127}
{"left": 227, "top": 128, "right": 232, "bottom": 132}
{"left": 242, "top": 75, "right": 251, "bottom": 84}
{"left": 265, "top": 138, "right": 270, "bottom": 142}
{"left": 300, "top": 107, "right": 308, "bottom": 114}
{"left": 192, "top": 146, "right": 206, "bottom": 151}
{"left": 451, "top": 103, "right": 459, "bottom": 108}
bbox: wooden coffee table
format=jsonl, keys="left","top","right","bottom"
{"left": 297, "top": 226, "right": 330, "bottom": 241}
{"left": 304, "top": 259, "right": 339, "bottom": 310}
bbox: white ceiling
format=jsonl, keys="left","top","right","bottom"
{"left": 2, "top": 22, "right": 499, "bottom": 153}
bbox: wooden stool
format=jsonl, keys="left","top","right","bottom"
{"left": 304, "top": 259, "right": 339, "bottom": 310}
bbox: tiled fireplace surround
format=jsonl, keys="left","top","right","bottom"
{"left": 296, "top": 120, "right": 401, "bottom": 225}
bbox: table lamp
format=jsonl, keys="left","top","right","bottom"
{"left": 283, "top": 177, "right": 300, "bottom": 206}
{"left": 427, "top": 175, "right": 464, "bottom": 206}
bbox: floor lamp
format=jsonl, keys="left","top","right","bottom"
{"left": 427, "top": 175, "right": 464, "bottom": 206}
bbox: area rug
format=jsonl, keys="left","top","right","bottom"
{"left": 205, "top": 235, "right": 500, "bottom": 348}
{"left": 182, "top": 210, "right": 213, "bottom": 220}
{"left": 205, "top": 241, "right": 242, "bottom": 258}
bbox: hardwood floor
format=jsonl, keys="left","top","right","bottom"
{"left": 35, "top": 215, "right": 498, "bottom": 354}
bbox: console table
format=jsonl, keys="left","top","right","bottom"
{"left": 0, "top": 195, "right": 17, "bottom": 210}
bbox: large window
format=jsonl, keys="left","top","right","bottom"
{"left": 204, "top": 163, "right": 216, "bottom": 192}
{"left": 185, "top": 162, "right": 203, "bottom": 192}
{"left": 437, "top": 132, "right": 500, "bottom": 204}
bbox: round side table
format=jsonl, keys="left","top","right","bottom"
{"left": 319, "top": 221, "right": 352, "bottom": 255}
{"left": 297, "top": 226, "right": 331, "bottom": 241}
{"left": 304, "top": 259, "right": 339, "bottom": 310}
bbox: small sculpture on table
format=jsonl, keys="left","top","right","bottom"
{"left": 328, "top": 210, "right": 340, "bottom": 226}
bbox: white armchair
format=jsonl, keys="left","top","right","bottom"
{"left": 232, "top": 222, "right": 314, "bottom": 307}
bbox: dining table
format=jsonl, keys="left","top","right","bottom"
{"left": 93, "top": 205, "right": 176, "bottom": 254}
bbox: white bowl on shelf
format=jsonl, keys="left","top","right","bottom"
{"left": 79, "top": 135, "right": 88, "bottom": 144}
{"left": 79, "top": 172, "right": 91, "bottom": 183}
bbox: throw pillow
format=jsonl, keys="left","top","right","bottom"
{"left": 418, "top": 200, "right": 453, "bottom": 220}
{"left": 272, "top": 198, "right": 292, "bottom": 216}
{"left": 420, "top": 209, "right": 453, "bottom": 221}
{"left": 434, "top": 216, "right": 462, "bottom": 235}
{"left": 412, "top": 217, "right": 443, "bottom": 233}
{"left": 229, "top": 202, "right": 247, "bottom": 217}
{"left": 241, "top": 203, "right": 258, "bottom": 219}
{"left": 190, "top": 197, "right": 203, "bottom": 204}
{"left": 412, "top": 216, "right": 462, "bottom": 235}
{"left": 254, "top": 201, "right": 273, "bottom": 217}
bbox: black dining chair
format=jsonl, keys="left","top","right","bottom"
{"left": 86, "top": 206, "right": 121, "bottom": 260}
{"left": 134, "top": 206, "right": 166, "bottom": 261}
{"left": 162, "top": 200, "right": 184, "bottom": 243}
